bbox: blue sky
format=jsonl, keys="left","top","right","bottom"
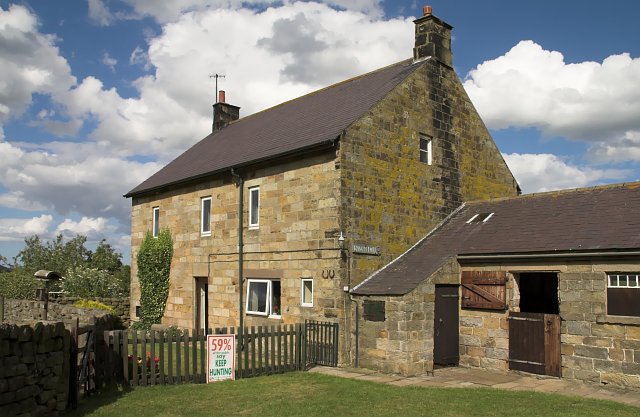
{"left": 0, "top": 0, "right": 639, "bottom": 265}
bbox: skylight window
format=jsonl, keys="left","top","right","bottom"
{"left": 466, "top": 212, "right": 494, "bottom": 224}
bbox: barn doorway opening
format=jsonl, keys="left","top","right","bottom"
{"left": 518, "top": 272, "right": 559, "bottom": 314}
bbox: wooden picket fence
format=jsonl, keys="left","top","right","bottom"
{"left": 103, "top": 323, "right": 333, "bottom": 386}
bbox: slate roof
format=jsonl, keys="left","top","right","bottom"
{"left": 352, "top": 182, "right": 640, "bottom": 296}
{"left": 126, "top": 59, "right": 423, "bottom": 197}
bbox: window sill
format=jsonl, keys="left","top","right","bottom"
{"left": 268, "top": 314, "right": 282, "bottom": 320}
{"left": 200, "top": 232, "right": 211, "bottom": 237}
{"left": 301, "top": 304, "right": 313, "bottom": 308}
{"left": 596, "top": 315, "right": 640, "bottom": 326}
{"left": 248, "top": 226, "right": 259, "bottom": 231}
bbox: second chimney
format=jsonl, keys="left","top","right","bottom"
{"left": 413, "top": 6, "right": 453, "bottom": 67}
{"left": 212, "top": 90, "right": 240, "bottom": 133}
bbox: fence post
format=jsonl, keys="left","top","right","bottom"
{"left": 0, "top": 295, "right": 4, "bottom": 322}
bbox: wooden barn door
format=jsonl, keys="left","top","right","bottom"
{"left": 508, "top": 272, "right": 561, "bottom": 377}
{"left": 434, "top": 285, "right": 459, "bottom": 366}
{"left": 508, "top": 312, "right": 560, "bottom": 376}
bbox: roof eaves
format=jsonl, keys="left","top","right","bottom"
{"left": 124, "top": 137, "right": 339, "bottom": 198}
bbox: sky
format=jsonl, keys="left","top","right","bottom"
{"left": 0, "top": 0, "right": 639, "bottom": 265}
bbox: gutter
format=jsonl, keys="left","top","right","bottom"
{"left": 457, "top": 250, "right": 640, "bottom": 261}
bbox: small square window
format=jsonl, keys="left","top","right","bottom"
{"left": 301, "top": 279, "right": 313, "bottom": 307}
{"left": 249, "top": 186, "right": 260, "bottom": 229}
{"left": 246, "top": 279, "right": 281, "bottom": 317}
{"left": 201, "top": 197, "right": 212, "bottom": 235}
{"left": 419, "top": 134, "right": 432, "bottom": 165}
{"left": 152, "top": 207, "right": 160, "bottom": 237}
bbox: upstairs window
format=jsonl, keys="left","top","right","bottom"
{"left": 607, "top": 273, "right": 640, "bottom": 317}
{"left": 246, "top": 279, "right": 281, "bottom": 317}
{"left": 249, "top": 186, "right": 260, "bottom": 229}
{"left": 201, "top": 197, "right": 212, "bottom": 236}
{"left": 419, "top": 134, "right": 432, "bottom": 165}
{"left": 152, "top": 207, "right": 159, "bottom": 237}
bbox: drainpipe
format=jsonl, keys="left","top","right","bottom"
{"left": 231, "top": 169, "right": 244, "bottom": 334}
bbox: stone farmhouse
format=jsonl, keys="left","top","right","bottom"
{"left": 125, "top": 6, "right": 518, "bottom": 364}
{"left": 353, "top": 182, "right": 640, "bottom": 388}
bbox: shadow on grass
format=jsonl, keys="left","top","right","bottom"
{"left": 66, "top": 384, "right": 133, "bottom": 417}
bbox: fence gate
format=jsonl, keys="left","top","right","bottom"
{"left": 508, "top": 312, "right": 560, "bottom": 377}
{"left": 305, "top": 320, "right": 339, "bottom": 367}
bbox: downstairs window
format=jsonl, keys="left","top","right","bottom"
{"left": 246, "top": 279, "right": 281, "bottom": 317}
{"left": 607, "top": 273, "right": 640, "bottom": 317}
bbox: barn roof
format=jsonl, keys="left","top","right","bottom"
{"left": 352, "top": 182, "right": 640, "bottom": 295}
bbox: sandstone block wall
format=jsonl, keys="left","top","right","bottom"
{"left": 457, "top": 262, "right": 640, "bottom": 389}
{"left": 0, "top": 323, "right": 69, "bottom": 417}
{"left": 130, "top": 152, "right": 344, "bottom": 331}
{"left": 356, "top": 260, "right": 459, "bottom": 376}
{"left": 340, "top": 58, "right": 519, "bottom": 289}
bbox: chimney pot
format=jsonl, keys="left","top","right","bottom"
{"left": 218, "top": 90, "right": 226, "bottom": 103}
{"left": 423, "top": 5, "right": 432, "bottom": 16}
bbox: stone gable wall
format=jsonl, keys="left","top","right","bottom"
{"left": 340, "top": 58, "right": 519, "bottom": 290}
{"left": 0, "top": 323, "right": 69, "bottom": 416}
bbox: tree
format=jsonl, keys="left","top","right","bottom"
{"left": 1, "top": 233, "right": 131, "bottom": 300}
{"left": 15, "top": 234, "right": 90, "bottom": 277}
{"left": 89, "top": 239, "right": 123, "bottom": 274}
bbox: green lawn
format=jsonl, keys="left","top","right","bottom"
{"left": 70, "top": 372, "right": 637, "bottom": 417}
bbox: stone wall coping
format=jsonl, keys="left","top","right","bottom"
{"left": 595, "top": 315, "right": 640, "bottom": 326}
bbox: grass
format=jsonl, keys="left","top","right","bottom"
{"left": 69, "top": 372, "right": 638, "bottom": 417}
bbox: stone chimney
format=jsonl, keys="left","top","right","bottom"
{"left": 212, "top": 90, "right": 240, "bottom": 133}
{"left": 413, "top": 6, "right": 453, "bottom": 67}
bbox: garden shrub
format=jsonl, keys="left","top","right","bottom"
{"left": 136, "top": 229, "right": 173, "bottom": 329}
{"left": 63, "top": 266, "right": 128, "bottom": 298}
{"left": 73, "top": 299, "right": 116, "bottom": 314}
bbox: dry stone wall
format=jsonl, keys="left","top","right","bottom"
{"left": 54, "top": 297, "right": 129, "bottom": 327}
{"left": 3, "top": 299, "right": 120, "bottom": 329}
{"left": 0, "top": 323, "right": 69, "bottom": 417}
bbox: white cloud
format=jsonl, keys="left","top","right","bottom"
{"left": 503, "top": 153, "right": 629, "bottom": 193}
{"left": 115, "top": 0, "right": 384, "bottom": 24}
{"left": 0, "top": 191, "right": 50, "bottom": 211}
{"left": 0, "top": 214, "right": 53, "bottom": 241}
{"left": 88, "top": 0, "right": 115, "bottom": 26}
{"left": 56, "top": 216, "right": 110, "bottom": 237}
{"left": 0, "top": 5, "right": 76, "bottom": 122}
{"left": 464, "top": 41, "right": 640, "bottom": 160}
{"left": 102, "top": 52, "right": 118, "bottom": 72}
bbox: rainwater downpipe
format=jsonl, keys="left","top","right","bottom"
{"left": 231, "top": 168, "right": 244, "bottom": 335}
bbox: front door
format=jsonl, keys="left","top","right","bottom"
{"left": 434, "top": 285, "right": 459, "bottom": 366}
{"left": 194, "top": 277, "right": 208, "bottom": 333}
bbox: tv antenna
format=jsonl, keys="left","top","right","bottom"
{"left": 209, "top": 74, "right": 226, "bottom": 102}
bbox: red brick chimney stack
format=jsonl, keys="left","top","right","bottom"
{"left": 218, "top": 90, "right": 226, "bottom": 103}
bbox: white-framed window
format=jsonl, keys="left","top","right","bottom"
{"left": 301, "top": 278, "right": 313, "bottom": 307}
{"left": 249, "top": 186, "right": 260, "bottom": 229}
{"left": 419, "top": 134, "right": 432, "bottom": 165}
{"left": 246, "top": 279, "right": 281, "bottom": 317}
{"left": 607, "top": 273, "right": 640, "bottom": 317}
{"left": 152, "top": 206, "right": 160, "bottom": 238}
{"left": 201, "top": 197, "right": 212, "bottom": 236}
